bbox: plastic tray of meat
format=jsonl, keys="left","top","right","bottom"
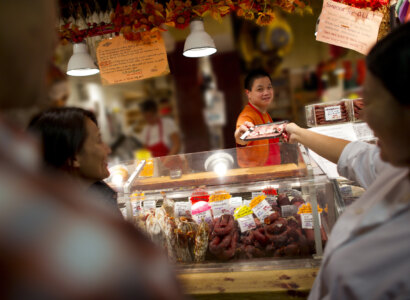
{"left": 240, "top": 121, "right": 287, "bottom": 142}
{"left": 305, "top": 101, "right": 351, "bottom": 127}
{"left": 343, "top": 98, "right": 364, "bottom": 122}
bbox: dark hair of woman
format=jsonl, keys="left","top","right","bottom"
{"left": 28, "top": 107, "right": 97, "bottom": 172}
{"left": 366, "top": 22, "right": 410, "bottom": 106}
{"left": 244, "top": 69, "right": 272, "bottom": 90}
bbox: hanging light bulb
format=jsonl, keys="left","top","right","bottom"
{"left": 183, "top": 19, "right": 217, "bottom": 58}
{"left": 66, "top": 42, "right": 100, "bottom": 76}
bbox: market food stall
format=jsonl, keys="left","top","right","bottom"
{"left": 108, "top": 143, "right": 338, "bottom": 297}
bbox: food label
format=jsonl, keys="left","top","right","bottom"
{"left": 174, "top": 201, "right": 192, "bottom": 217}
{"left": 243, "top": 200, "right": 251, "bottom": 207}
{"left": 229, "top": 197, "right": 243, "bottom": 214}
{"left": 324, "top": 106, "right": 342, "bottom": 121}
{"left": 143, "top": 200, "right": 156, "bottom": 211}
{"left": 233, "top": 205, "right": 253, "bottom": 219}
{"left": 249, "top": 195, "right": 266, "bottom": 208}
{"left": 251, "top": 200, "right": 272, "bottom": 221}
{"left": 210, "top": 199, "right": 231, "bottom": 218}
{"left": 301, "top": 213, "right": 322, "bottom": 229}
{"left": 131, "top": 201, "right": 141, "bottom": 216}
{"left": 237, "top": 214, "right": 256, "bottom": 233}
{"left": 281, "top": 205, "right": 298, "bottom": 217}
{"left": 209, "top": 192, "right": 231, "bottom": 202}
{"left": 251, "top": 192, "right": 264, "bottom": 199}
{"left": 339, "top": 185, "right": 353, "bottom": 197}
{"left": 192, "top": 210, "right": 213, "bottom": 225}
{"left": 297, "top": 203, "right": 323, "bottom": 214}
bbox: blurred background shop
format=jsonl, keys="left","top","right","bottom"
{"left": 43, "top": 0, "right": 376, "bottom": 163}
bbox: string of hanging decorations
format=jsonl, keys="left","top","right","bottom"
{"left": 59, "top": 0, "right": 314, "bottom": 43}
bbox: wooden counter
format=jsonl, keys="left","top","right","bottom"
{"left": 133, "top": 163, "right": 307, "bottom": 191}
{"left": 177, "top": 258, "right": 320, "bottom": 299}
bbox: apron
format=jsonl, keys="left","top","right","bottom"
{"left": 248, "top": 103, "right": 281, "bottom": 166}
{"left": 145, "top": 119, "right": 170, "bottom": 157}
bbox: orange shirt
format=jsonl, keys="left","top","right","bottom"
{"left": 236, "top": 103, "right": 273, "bottom": 167}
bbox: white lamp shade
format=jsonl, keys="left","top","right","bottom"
{"left": 67, "top": 43, "right": 100, "bottom": 76}
{"left": 183, "top": 20, "right": 217, "bottom": 57}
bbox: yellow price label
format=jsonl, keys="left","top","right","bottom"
{"left": 234, "top": 205, "right": 253, "bottom": 220}
{"left": 209, "top": 193, "right": 231, "bottom": 202}
{"left": 249, "top": 195, "right": 267, "bottom": 209}
{"left": 297, "top": 202, "right": 323, "bottom": 214}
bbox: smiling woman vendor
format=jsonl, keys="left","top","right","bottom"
{"left": 235, "top": 69, "right": 280, "bottom": 167}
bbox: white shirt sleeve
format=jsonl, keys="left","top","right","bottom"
{"left": 337, "top": 141, "right": 389, "bottom": 189}
{"left": 162, "top": 118, "right": 178, "bottom": 136}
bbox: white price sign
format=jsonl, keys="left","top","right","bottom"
{"left": 324, "top": 105, "right": 342, "bottom": 121}
{"left": 210, "top": 200, "right": 231, "bottom": 218}
{"left": 237, "top": 214, "right": 256, "bottom": 233}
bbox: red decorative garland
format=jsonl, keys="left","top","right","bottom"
{"left": 59, "top": 0, "right": 313, "bottom": 43}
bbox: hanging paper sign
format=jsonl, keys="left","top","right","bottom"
{"left": 96, "top": 33, "right": 170, "bottom": 85}
{"left": 316, "top": 0, "right": 383, "bottom": 54}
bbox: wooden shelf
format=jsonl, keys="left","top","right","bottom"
{"left": 133, "top": 163, "right": 307, "bottom": 191}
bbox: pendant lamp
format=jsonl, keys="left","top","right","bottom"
{"left": 67, "top": 42, "right": 100, "bottom": 76}
{"left": 183, "top": 19, "right": 217, "bottom": 57}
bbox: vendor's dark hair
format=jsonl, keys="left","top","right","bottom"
{"left": 140, "top": 99, "right": 158, "bottom": 113}
{"left": 366, "top": 22, "right": 410, "bottom": 106}
{"left": 244, "top": 69, "right": 272, "bottom": 90}
{"left": 27, "top": 107, "right": 98, "bottom": 170}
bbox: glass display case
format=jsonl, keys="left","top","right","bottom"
{"left": 107, "top": 143, "right": 337, "bottom": 296}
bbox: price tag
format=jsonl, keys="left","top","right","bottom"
{"left": 192, "top": 210, "right": 213, "bottom": 225}
{"left": 143, "top": 200, "right": 156, "bottom": 211}
{"left": 131, "top": 201, "right": 141, "bottom": 216}
{"left": 229, "top": 197, "right": 243, "bottom": 214}
{"left": 324, "top": 105, "right": 342, "bottom": 121}
{"left": 249, "top": 195, "right": 267, "bottom": 209}
{"left": 174, "top": 202, "right": 192, "bottom": 217}
{"left": 251, "top": 199, "right": 272, "bottom": 221}
{"left": 210, "top": 199, "right": 231, "bottom": 218}
{"left": 233, "top": 205, "right": 253, "bottom": 219}
{"left": 237, "top": 214, "right": 256, "bottom": 233}
{"left": 297, "top": 203, "right": 323, "bottom": 214}
{"left": 209, "top": 193, "right": 231, "bottom": 202}
{"left": 281, "top": 205, "right": 297, "bottom": 217}
{"left": 301, "top": 213, "right": 322, "bottom": 229}
{"left": 251, "top": 192, "right": 264, "bottom": 198}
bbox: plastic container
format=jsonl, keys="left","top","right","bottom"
{"left": 305, "top": 101, "right": 350, "bottom": 127}
{"left": 343, "top": 98, "right": 364, "bottom": 122}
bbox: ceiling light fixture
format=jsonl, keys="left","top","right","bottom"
{"left": 183, "top": 19, "right": 217, "bottom": 58}
{"left": 67, "top": 42, "right": 100, "bottom": 76}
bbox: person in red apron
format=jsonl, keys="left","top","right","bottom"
{"left": 235, "top": 69, "right": 281, "bottom": 167}
{"left": 140, "top": 99, "right": 181, "bottom": 158}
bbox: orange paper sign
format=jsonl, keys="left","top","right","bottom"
{"left": 316, "top": 0, "right": 383, "bottom": 54}
{"left": 97, "top": 33, "right": 170, "bottom": 85}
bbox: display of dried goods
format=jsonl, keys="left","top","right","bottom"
{"left": 135, "top": 190, "right": 328, "bottom": 263}
{"left": 209, "top": 214, "right": 239, "bottom": 260}
{"left": 194, "top": 221, "right": 210, "bottom": 262}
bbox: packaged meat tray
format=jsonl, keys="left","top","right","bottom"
{"left": 240, "top": 121, "right": 287, "bottom": 142}
{"left": 305, "top": 101, "right": 351, "bottom": 127}
{"left": 344, "top": 98, "right": 364, "bottom": 122}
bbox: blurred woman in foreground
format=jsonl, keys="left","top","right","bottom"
{"left": 285, "top": 23, "right": 410, "bottom": 299}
